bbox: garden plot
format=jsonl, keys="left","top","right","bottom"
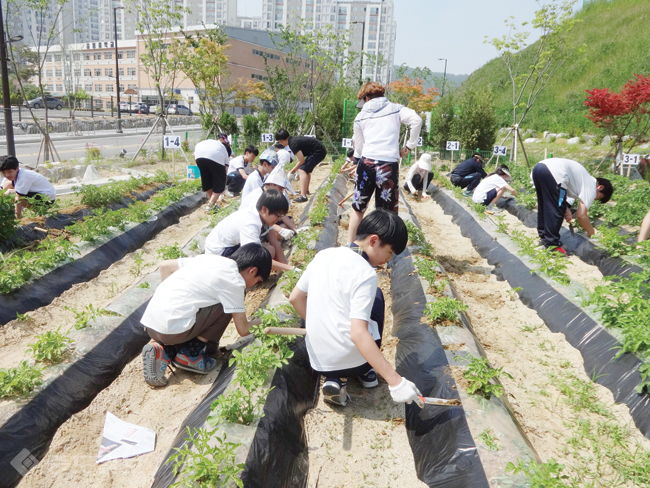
{"left": 403, "top": 177, "right": 650, "bottom": 484}
{"left": 13, "top": 165, "right": 333, "bottom": 488}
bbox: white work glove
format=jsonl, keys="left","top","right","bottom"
{"left": 279, "top": 228, "right": 295, "bottom": 239}
{"left": 291, "top": 266, "right": 302, "bottom": 273}
{"left": 288, "top": 172, "right": 297, "bottom": 182}
{"left": 389, "top": 378, "right": 424, "bottom": 408}
{"left": 296, "top": 226, "right": 311, "bottom": 233}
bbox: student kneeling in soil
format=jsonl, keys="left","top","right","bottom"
{"left": 140, "top": 243, "right": 271, "bottom": 386}
{"left": 205, "top": 189, "right": 294, "bottom": 271}
{"left": 471, "top": 164, "right": 517, "bottom": 213}
{"left": 289, "top": 209, "right": 424, "bottom": 408}
{"left": 226, "top": 145, "right": 259, "bottom": 196}
{"left": 532, "top": 158, "right": 613, "bottom": 255}
{"left": 241, "top": 148, "right": 279, "bottom": 201}
{"left": 241, "top": 170, "right": 297, "bottom": 239}
{"left": 403, "top": 153, "right": 433, "bottom": 199}
{"left": 0, "top": 155, "right": 56, "bottom": 218}
{"left": 450, "top": 153, "right": 487, "bottom": 197}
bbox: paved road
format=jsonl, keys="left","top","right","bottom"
{"left": 5, "top": 107, "right": 157, "bottom": 120}
{"left": 0, "top": 127, "right": 205, "bottom": 166}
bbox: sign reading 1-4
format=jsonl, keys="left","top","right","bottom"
{"left": 493, "top": 145, "right": 508, "bottom": 156}
{"left": 163, "top": 135, "right": 181, "bottom": 149}
{"left": 446, "top": 141, "right": 460, "bottom": 151}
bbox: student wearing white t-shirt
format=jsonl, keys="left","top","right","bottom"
{"left": 241, "top": 170, "right": 297, "bottom": 237}
{"left": 1, "top": 156, "right": 56, "bottom": 218}
{"left": 290, "top": 209, "right": 424, "bottom": 408}
{"left": 140, "top": 243, "right": 271, "bottom": 386}
{"left": 273, "top": 142, "right": 293, "bottom": 172}
{"left": 226, "top": 145, "right": 259, "bottom": 195}
{"left": 403, "top": 153, "right": 433, "bottom": 199}
{"left": 532, "top": 158, "right": 613, "bottom": 254}
{"left": 193, "top": 139, "right": 230, "bottom": 212}
{"left": 241, "top": 149, "right": 279, "bottom": 201}
{"left": 205, "top": 189, "right": 293, "bottom": 271}
{"left": 471, "top": 165, "right": 518, "bottom": 212}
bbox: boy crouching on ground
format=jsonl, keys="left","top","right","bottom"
{"left": 289, "top": 209, "right": 424, "bottom": 408}
{"left": 1, "top": 155, "right": 56, "bottom": 218}
{"left": 140, "top": 243, "right": 271, "bottom": 387}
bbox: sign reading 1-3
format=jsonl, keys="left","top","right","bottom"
{"left": 261, "top": 133, "right": 274, "bottom": 143}
{"left": 493, "top": 145, "right": 508, "bottom": 156}
{"left": 446, "top": 141, "right": 460, "bottom": 151}
{"left": 163, "top": 135, "right": 181, "bottom": 149}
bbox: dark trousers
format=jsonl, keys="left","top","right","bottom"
{"left": 226, "top": 172, "right": 245, "bottom": 194}
{"left": 532, "top": 163, "right": 568, "bottom": 247}
{"left": 315, "top": 287, "right": 385, "bottom": 378}
{"left": 451, "top": 172, "right": 482, "bottom": 192}
{"left": 145, "top": 304, "right": 232, "bottom": 346}
{"left": 404, "top": 172, "right": 434, "bottom": 192}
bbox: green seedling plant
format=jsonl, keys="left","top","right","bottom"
{"left": 137, "top": 281, "right": 151, "bottom": 289}
{"left": 15, "top": 312, "right": 33, "bottom": 322}
{"left": 64, "top": 304, "right": 107, "bottom": 329}
{"left": 280, "top": 267, "right": 303, "bottom": 297}
{"left": 595, "top": 226, "right": 630, "bottom": 258}
{"left": 506, "top": 459, "right": 569, "bottom": 487}
{"left": 508, "top": 287, "right": 523, "bottom": 301}
{"left": 0, "top": 192, "right": 17, "bottom": 241}
{"left": 494, "top": 215, "right": 510, "bottom": 235}
{"left": 189, "top": 240, "right": 200, "bottom": 253}
{"left": 510, "top": 229, "right": 538, "bottom": 256}
{"left": 530, "top": 247, "right": 571, "bottom": 285}
{"left": 425, "top": 296, "right": 468, "bottom": 323}
{"left": 478, "top": 428, "right": 500, "bottom": 451}
{"left": 130, "top": 251, "right": 146, "bottom": 277}
{"left": 24, "top": 195, "right": 61, "bottom": 217}
{"left": 636, "top": 364, "right": 650, "bottom": 394}
{"left": 168, "top": 428, "right": 245, "bottom": 488}
{"left": 455, "top": 354, "right": 512, "bottom": 398}
{"left": 406, "top": 221, "right": 433, "bottom": 256}
{"left": 157, "top": 243, "right": 187, "bottom": 260}
{"left": 414, "top": 257, "right": 440, "bottom": 289}
{"left": 27, "top": 327, "right": 73, "bottom": 364}
{"left": 0, "top": 361, "right": 43, "bottom": 398}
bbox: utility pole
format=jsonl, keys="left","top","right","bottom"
{"left": 113, "top": 5, "right": 125, "bottom": 134}
{"left": 351, "top": 21, "right": 365, "bottom": 85}
{"left": 0, "top": 0, "right": 21, "bottom": 156}
{"left": 438, "top": 58, "right": 448, "bottom": 98}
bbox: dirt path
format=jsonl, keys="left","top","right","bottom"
{"left": 404, "top": 189, "right": 650, "bottom": 483}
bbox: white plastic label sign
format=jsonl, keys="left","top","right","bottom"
{"left": 493, "top": 145, "right": 507, "bottom": 156}
{"left": 341, "top": 138, "right": 353, "bottom": 148}
{"left": 163, "top": 135, "right": 181, "bottom": 149}
{"left": 446, "top": 141, "right": 459, "bottom": 151}
{"left": 417, "top": 137, "right": 423, "bottom": 147}
{"left": 623, "top": 154, "right": 640, "bottom": 165}
{"left": 261, "top": 133, "right": 274, "bottom": 143}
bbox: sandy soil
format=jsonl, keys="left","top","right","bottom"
{"left": 404, "top": 188, "right": 650, "bottom": 481}
{"left": 16, "top": 164, "right": 333, "bottom": 488}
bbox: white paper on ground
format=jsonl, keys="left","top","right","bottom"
{"left": 96, "top": 412, "right": 156, "bottom": 464}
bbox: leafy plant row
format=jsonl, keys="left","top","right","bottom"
{"left": 0, "top": 179, "right": 201, "bottom": 295}
{"left": 74, "top": 170, "right": 171, "bottom": 208}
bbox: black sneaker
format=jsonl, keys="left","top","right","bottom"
{"left": 322, "top": 377, "right": 350, "bottom": 406}
{"left": 293, "top": 195, "right": 308, "bottom": 203}
{"left": 358, "top": 368, "right": 378, "bottom": 388}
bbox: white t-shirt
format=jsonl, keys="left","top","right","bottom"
{"left": 276, "top": 147, "right": 292, "bottom": 171}
{"left": 229, "top": 155, "right": 252, "bottom": 175}
{"left": 2, "top": 168, "right": 56, "bottom": 200}
{"left": 205, "top": 205, "right": 263, "bottom": 255}
{"left": 472, "top": 174, "right": 508, "bottom": 204}
{"left": 297, "top": 247, "right": 379, "bottom": 371}
{"left": 539, "top": 158, "right": 597, "bottom": 208}
{"left": 241, "top": 170, "right": 264, "bottom": 201}
{"left": 405, "top": 164, "right": 430, "bottom": 193}
{"left": 194, "top": 139, "right": 229, "bottom": 166}
{"left": 140, "top": 254, "right": 245, "bottom": 335}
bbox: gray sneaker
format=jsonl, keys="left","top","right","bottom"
{"left": 142, "top": 341, "right": 171, "bottom": 387}
{"left": 322, "top": 378, "right": 350, "bottom": 406}
{"left": 462, "top": 189, "right": 473, "bottom": 197}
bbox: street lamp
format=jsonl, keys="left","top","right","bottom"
{"left": 351, "top": 21, "right": 365, "bottom": 85}
{"left": 438, "top": 58, "right": 447, "bottom": 98}
{"left": 113, "top": 5, "right": 125, "bottom": 134}
{"left": 0, "top": 0, "right": 23, "bottom": 156}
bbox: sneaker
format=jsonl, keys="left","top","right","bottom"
{"left": 485, "top": 204, "right": 503, "bottom": 215}
{"left": 550, "top": 246, "right": 568, "bottom": 256}
{"left": 322, "top": 378, "right": 350, "bottom": 406}
{"left": 293, "top": 195, "right": 308, "bottom": 203}
{"left": 142, "top": 341, "right": 171, "bottom": 387}
{"left": 358, "top": 368, "right": 378, "bottom": 388}
{"left": 462, "top": 190, "right": 473, "bottom": 197}
{"left": 173, "top": 343, "right": 218, "bottom": 374}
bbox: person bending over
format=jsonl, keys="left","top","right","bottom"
{"left": 290, "top": 209, "right": 424, "bottom": 408}
{"left": 0, "top": 155, "right": 56, "bottom": 218}
{"left": 193, "top": 138, "right": 230, "bottom": 212}
{"left": 347, "top": 81, "right": 422, "bottom": 244}
{"left": 450, "top": 153, "right": 487, "bottom": 197}
{"left": 339, "top": 148, "right": 359, "bottom": 179}
{"left": 273, "top": 141, "right": 293, "bottom": 173}
{"left": 226, "top": 145, "right": 259, "bottom": 196}
{"left": 532, "top": 158, "right": 613, "bottom": 255}
{"left": 276, "top": 129, "right": 327, "bottom": 203}
{"left": 241, "top": 149, "right": 279, "bottom": 201}
{"left": 141, "top": 243, "right": 271, "bottom": 386}
{"left": 205, "top": 189, "right": 293, "bottom": 271}
{"left": 471, "top": 164, "right": 517, "bottom": 213}
{"left": 241, "top": 170, "right": 297, "bottom": 238}
{"left": 403, "top": 153, "right": 433, "bottom": 199}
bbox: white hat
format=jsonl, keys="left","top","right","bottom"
{"left": 264, "top": 169, "right": 296, "bottom": 194}
{"left": 417, "top": 153, "right": 432, "bottom": 172}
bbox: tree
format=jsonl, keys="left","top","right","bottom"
{"left": 452, "top": 85, "right": 498, "bottom": 150}
{"left": 387, "top": 77, "right": 437, "bottom": 115}
{"left": 585, "top": 74, "right": 650, "bottom": 169}
{"left": 429, "top": 94, "right": 456, "bottom": 149}
{"left": 486, "top": 0, "right": 582, "bottom": 159}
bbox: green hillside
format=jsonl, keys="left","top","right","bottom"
{"left": 464, "top": 0, "right": 650, "bottom": 133}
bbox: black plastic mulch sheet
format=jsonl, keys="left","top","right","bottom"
{"left": 152, "top": 174, "right": 346, "bottom": 488}
{"left": 430, "top": 186, "right": 650, "bottom": 440}
{"left": 0, "top": 301, "right": 151, "bottom": 488}
{"left": 496, "top": 197, "right": 644, "bottom": 278}
{"left": 390, "top": 246, "right": 489, "bottom": 487}
{"left": 1, "top": 183, "right": 168, "bottom": 253}
{"left": 0, "top": 192, "right": 204, "bottom": 326}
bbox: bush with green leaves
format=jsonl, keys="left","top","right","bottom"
{"left": 27, "top": 327, "right": 73, "bottom": 364}
{"left": 425, "top": 296, "right": 468, "bottom": 323}
{"left": 456, "top": 354, "right": 512, "bottom": 398}
{"left": 0, "top": 192, "right": 17, "bottom": 241}
{"left": 64, "top": 303, "right": 108, "bottom": 330}
{"left": 0, "top": 361, "right": 43, "bottom": 398}
{"left": 506, "top": 459, "right": 569, "bottom": 487}
{"left": 405, "top": 220, "right": 433, "bottom": 256}
{"left": 157, "top": 243, "right": 187, "bottom": 260}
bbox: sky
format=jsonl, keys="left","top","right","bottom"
{"left": 237, "top": 0, "right": 581, "bottom": 76}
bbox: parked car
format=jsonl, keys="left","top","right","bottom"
{"left": 118, "top": 101, "right": 130, "bottom": 112}
{"left": 130, "top": 102, "right": 149, "bottom": 114}
{"left": 25, "top": 97, "right": 63, "bottom": 110}
{"left": 167, "top": 104, "right": 192, "bottom": 115}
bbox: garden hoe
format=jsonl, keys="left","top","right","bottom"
{"left": 264, "top": 328, "right": 462, "bottom": 407}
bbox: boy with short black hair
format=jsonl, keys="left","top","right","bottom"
{"left": 141, "top": 243, "right": 272, "bottom": 387}
{"left": 226, "top": 145, "right": 259, "bottom": 195}
{"left": 289, "top": 209, "right": 424, "bottom": 408}
{"left": 241, "top": 148, "right": 279, "bottom": 201}
{"left": 205, "top": 189, "right": 293, "bottom": 271}
{"left": 0, "top": 155, "right": 56, "bottom": 218}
